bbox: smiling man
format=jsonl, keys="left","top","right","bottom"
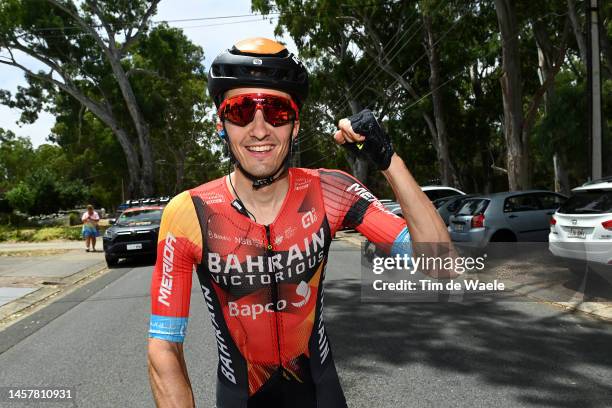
{"left": 147, "top": 37, "right": 452, "bottom": 408}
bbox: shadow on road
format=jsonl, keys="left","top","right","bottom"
{"left": 324, "top": 279, "right": 612, "bottom": 408}
{"left": 110, "top": 256, "right": 156, "bottom": 269}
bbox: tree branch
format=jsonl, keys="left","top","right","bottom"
{"left": 86, "top": 0, "right": 115, "bottom": 39}
{"left": 44, "top": 0, "right": 109, "bottom": 53}
{"left": 523, "top": 17, "right": 570, "bottom": 138}
{"left": 0, "top": 54, "right": 114, "bottom": 129}
{"left": 119, "top": 0, "right": 161, "bottom": 56}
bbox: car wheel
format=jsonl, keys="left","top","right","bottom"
{"left": 105, "top": 255, "right": 118, "bottom": 268}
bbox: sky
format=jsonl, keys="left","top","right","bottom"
{"left": 0, "top": 0, "right": 295, "bottom": 147}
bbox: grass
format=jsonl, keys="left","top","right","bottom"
{"left": 0, "top": 225, "right": 107, "bottom": 242}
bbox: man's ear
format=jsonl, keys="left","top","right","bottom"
{"left": 292, "top": 120, "right": 300, "bottom": 139}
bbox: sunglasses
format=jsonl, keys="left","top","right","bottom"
{"left": 219, "top": 93, "right": 299, "bottom": 127}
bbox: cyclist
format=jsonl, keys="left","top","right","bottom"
{"left": 148, "top": 37, "right": 452, "bottom": 408}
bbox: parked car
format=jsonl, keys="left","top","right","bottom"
{"left": 362, "top": 189, "right": 465, "bottom": 259}
{"left": 375, "top": 186, "right": 467, "bottom": 219}
{"left": 433, "top": 194, "right": 479, "bottom": 226}
{"left": 549, "top": 177, "right": 612, "bottom": 272}
{"left": 448, "top": 190, "right": 567, "bottom": 248}
{"left": 421, "top": 186, "right": 465, "bottom": 201}
{"left": 103, "top": 205, "right": 165, "bottom": 267}
{"left": 117, "top": 196, "right": 170, "bottom": 212}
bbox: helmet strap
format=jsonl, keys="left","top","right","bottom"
{"left": 223, "top": 122, "right": 295, "bottom": 190}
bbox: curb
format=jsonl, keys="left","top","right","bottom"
{"left": 338, "top": 235, "right": 612, "bottom": 323}
{"left": 0, "top": 261, "right": 108, "bottom": 330}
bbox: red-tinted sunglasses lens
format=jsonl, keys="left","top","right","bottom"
{"left": 220, "top": 94, "right": 297, "bottom": 127}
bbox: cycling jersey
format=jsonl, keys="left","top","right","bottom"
{"left": 149, "top": 167, "right": 412, "bottom": 408}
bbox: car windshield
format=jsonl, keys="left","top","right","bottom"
{"left": 433, "top": 197, "right": 452, "bottom": 208}
{"left": 457, "top": 199, "right": 489, "bottom": 216}
{"left": 557, "top": 190, "right": 612, "bottom": 214}
{"left": 117, "top": 209, "right": 162, "bottom": 225}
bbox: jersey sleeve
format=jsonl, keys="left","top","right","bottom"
{"left": 319, "top": 169, "right": 412, "bottom": 256}
{"left": 148, "top": 191, "right": 202, "bottom": 343}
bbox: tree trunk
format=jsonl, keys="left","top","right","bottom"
{"left": 535, "top": 20, "right": 571, "bottom": 195}
{"left": 599, "top": 12, "right": 612, "bottom": 78}
{"left": 567, "top": 0, "right": 588, "bottom": 65}
{"left": 174, "top": 149, "right": 186, "bottom": 194}
{"left": 470, "top": 64, "right": 493, "bottom": 193}
{"left": 45, "top": 0, "right": 156, "bottom": 196}
{"left": 114, "top": 127, "right": 141, "bottom": 197}
{"left": 359, "top": 12, "right": 459, "bottom": 188}
{"left": 423, "top": 14, "right": 459, "bottom": 188}
{"left": 495, "top": 0, "right": 528, "bottom": 191}
{"left": 105, "top": 43, "right": 154, "bottom": 196}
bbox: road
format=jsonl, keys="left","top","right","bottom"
{"left": 1, "top": 241, "right": 612, "bottom": 407}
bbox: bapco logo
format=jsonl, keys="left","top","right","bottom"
{"left": 228, "top": 281, "right": 312, "bottom": 320}
{"left": 291, "top": 281, "right": 311, "bottom": 307}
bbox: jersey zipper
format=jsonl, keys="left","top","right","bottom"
{"left": 265, "top": 225, "right": 283, "bottom": 368}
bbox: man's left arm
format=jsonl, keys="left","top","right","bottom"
{"left": 335, "top": 115, "right": 459, "bottom": 278}
{"left": 382, "top": 154, "right": 449, "bottom": 243}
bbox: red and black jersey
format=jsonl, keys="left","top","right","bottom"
{"left": 149, "top": 168, "right": 410, "bottom": 408}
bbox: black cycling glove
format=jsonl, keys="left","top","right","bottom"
{"left": 344, "top": 109, "right": 394, "bottom": 171}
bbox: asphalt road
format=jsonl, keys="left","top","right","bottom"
{"left": 1, "top": 241, "right": 612, "bottom": 407}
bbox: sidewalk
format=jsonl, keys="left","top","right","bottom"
{"left": 0, "top": 241, "right": 107, "bottom": 329}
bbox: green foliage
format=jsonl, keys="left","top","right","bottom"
{"left": 252, "top": 0, "right": 611, "bottom": 193}
{"left": 5, "top": 182, "right": 35, "bottom": 213}
{"left": 0, "top": 225, "right": 83, "bottom": 242}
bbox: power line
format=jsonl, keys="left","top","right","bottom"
{"left": 12, "top": 12, "right": 280, "bottom": 34}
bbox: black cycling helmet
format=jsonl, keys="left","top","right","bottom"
{"left": 207, "top": 37, "right": 309, "bottom": 108}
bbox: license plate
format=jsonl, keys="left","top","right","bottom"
{"left": 126, "top": 243, "right": 143, "bottom": 250}
{"left": 453, "top": 223, "right": 464, "bottom": 232}
{"left": 567, "top": 227, "right": 586, "bottom": 239}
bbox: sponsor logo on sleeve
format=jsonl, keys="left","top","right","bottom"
{"left": 346, "top": 183, "right": 376, "bottom": 202}
{"left": 158, "top": 233, "right": 177, "bottom": 307}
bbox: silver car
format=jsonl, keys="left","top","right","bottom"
{"left": 449, "top": 190, "right": 567, "bottom": 248}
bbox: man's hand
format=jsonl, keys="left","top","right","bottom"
{"left": 148, "top": 338, "right": 195, "bottom": 408}
{"left": 334, "top": 109, "right": 394, "bottom": 170}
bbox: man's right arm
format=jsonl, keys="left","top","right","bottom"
{"left": 147, "top": 191, "right": 202, "bottom": 407}
{"left": 148, "top": 339, "right": 194, "bottom": 407}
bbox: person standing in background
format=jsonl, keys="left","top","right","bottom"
{"left": 81, "top": 204, "right": 100, "bottom": 252}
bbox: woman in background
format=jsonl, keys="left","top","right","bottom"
{"left": 82, "top": 204, "right": 100, "bottom": 252}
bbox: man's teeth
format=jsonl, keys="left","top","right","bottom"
{"left": 246, "top": 145, "right": 274, "bottom": 152}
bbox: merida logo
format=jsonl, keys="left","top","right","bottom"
{"left": 346, "top": 182, "right": 376, "bottom": 202}
{"left": 157, "top": 233, "right": 176, "bottom": 307}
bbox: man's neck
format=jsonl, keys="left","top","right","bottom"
{"left": 228, "top": 167, "right": 290, "bottom": 225}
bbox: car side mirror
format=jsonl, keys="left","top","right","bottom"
{"left": 109, "top": 218, "right": 116, "bottom": 225}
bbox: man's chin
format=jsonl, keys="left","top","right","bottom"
{"left": 237, "top": 163, "right": 281, "bottom": 178}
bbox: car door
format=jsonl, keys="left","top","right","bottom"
{"left": 503, "top": 194, "right": 545, "bottom": 241}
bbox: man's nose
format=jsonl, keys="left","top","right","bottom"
{"left": 250, "top": 109, "right": 269, "bottom": 139}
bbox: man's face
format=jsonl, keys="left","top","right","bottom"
{"left": 221, "top": 87, "right": 300, "bottom": 178}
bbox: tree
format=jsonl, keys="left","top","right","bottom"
{"left": 5, "top": 182, "right": 35, "bottom": 213}
{"left": 0, "top": 0, "right": 161, "bottom": 196}
{"left": 494, "top": 0, "right": 569, "bottom": 190}
{"left": 0, "top": 128, "right": 35, "bottom": 189}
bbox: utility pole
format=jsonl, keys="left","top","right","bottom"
{"left": 586, "top": 0, "right": 602, "bottom": 180}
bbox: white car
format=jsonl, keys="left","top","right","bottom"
{"left": 420, "top": 186, "right": 465, "bottom": 201}
{"left": 549, "top": 177, "right": 612, "bottom": 272}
